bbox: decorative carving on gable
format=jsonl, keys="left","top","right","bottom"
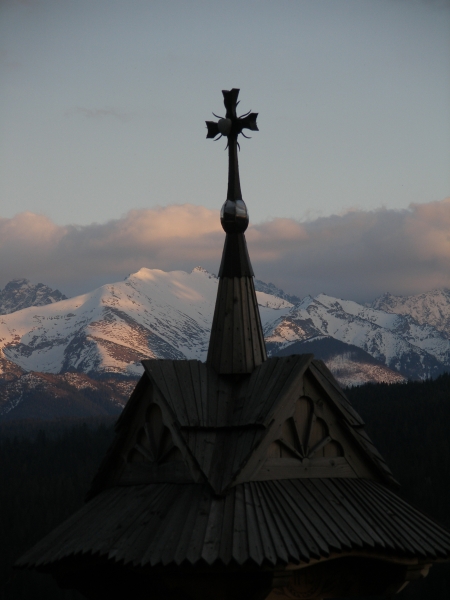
{"left": 266, "top": 397, "right": 343, "bottom": 463}
{"left": 127, "top": 403, "right": 182, "bottom": 465}
{"left": 117, "top": 401, "right": 194, "bottom": 486}
{"left": 249, "top": 395, "right": 354, "bottom": 482}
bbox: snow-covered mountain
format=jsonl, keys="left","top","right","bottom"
{"left": 265, "top": 294, "right": 450, "bottom": 380}
{"left": 372, "top": 289, "right": 450, "bottom": 339}
{"left": 0, "top": 279, "right": 67, "bottom": 315}
{"left": 0, "top": 267, "right": 292, "bottom": 379}
{"left": 2, "top": 267, "right": 450, "bottom": 420}
{"left": 254, "top": 279, "right": 301, "bottom": 304}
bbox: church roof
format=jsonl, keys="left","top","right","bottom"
{"left": 17, "top": 355, "right": 450, "bottom": 572}
{"left": 17, "top": 478, "right": 450, "bottom": 571}
{"left": 86, "top": 356, "right": 398, "bottom": 500}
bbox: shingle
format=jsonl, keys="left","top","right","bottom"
{"left": 17, "top": 480, "right": 450, "bottom": 571}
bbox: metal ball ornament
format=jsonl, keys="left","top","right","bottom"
{"left": 218, "top": 118, "right": 232, "bottom": 136}
{"left": 220, "top": 199, "right": 249, "bottom": 233}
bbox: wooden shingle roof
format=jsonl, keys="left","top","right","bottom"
{"left": 17, "top": 479, "right": 450, "bottom": 571}
{"left": 144, "top": 354, "right": 311, "bottom": 428}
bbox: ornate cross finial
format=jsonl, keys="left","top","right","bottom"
{"left": 206, "top": 89, "right": 266, "bottom": 373}
{"left": 206, "top": 89, "right": 258, "bottom": 233}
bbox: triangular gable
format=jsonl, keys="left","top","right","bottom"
{"left": 241, "top": 394, "right": 358, "bottom": 483}
{"left": 307, "top": 359, "right": 398, "bottom": 487}
{"left": 87, "top": 371, "right": 204, "bottom": 498}
{"left": 89, "top": 354, "right": 397, "bottom": 499}
{"left": 118, "top": 400, "right": 195, "bottom": 486}
{"left": 233, "top": 358, "right": 398, "bottom": 488}
{"left": 140, "top": 356, "right": 315, "bottom": 494}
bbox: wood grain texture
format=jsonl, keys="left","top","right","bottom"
{"left": 251, "top": 457, "right": 356, "bottom": 481}
{"left": 207, "top": 275, "right": 266, "bottom": 374}
{"left": 119, "top": 461, "right": 194, "bottom": 484}
{"left": 19, "top": 479, "right": 450, "bottom": 570}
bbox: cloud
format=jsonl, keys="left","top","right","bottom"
{"left": 65, "top": 107, "right": 130, "bottom": 122}
{"left": 248, "top": 199, "right": 450, "bottom": 301}
{"left": 1, "top": 200, "right": 450, "bottom": 301}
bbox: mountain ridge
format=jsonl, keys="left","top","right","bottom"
{"left": 2, "top": 268, "right": 450, "bottom": 419}
{"left": 0, "top": 267, "right": 292, "bottom": 378}
{"left": 264, "top": 292, "right": 450, "bottom": 380}
{"left": 372, "top": 289, "right": 450, "bottom": 338}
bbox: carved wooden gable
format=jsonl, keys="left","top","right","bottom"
{"left": 232, "top": 360, "right": 396, "bottom": 488}
{"left": 88, "top": 356, "right": 396, "bottom": 499}
{"left": 118, "top": 400, "right": 197, "bottom": 484}
{"left": 266, "top": 396, "right": 343, "bottom": 461}
{"left": 243, "top": 391, "right": 369, "bottom": 484}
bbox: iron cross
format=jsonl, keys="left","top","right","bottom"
{"left": 206, "top": 89, "right": 258, "bottom": 203}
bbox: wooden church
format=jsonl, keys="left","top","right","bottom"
{"left": 17, "top": 89, "right": 450, "bottom": 600}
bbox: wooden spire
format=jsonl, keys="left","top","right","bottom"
{"left": 206, "top": 89, "right": 266, "bottom": 374}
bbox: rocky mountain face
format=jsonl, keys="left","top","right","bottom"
{"left": 372, "top": 289, "right": 450, "bottom": 338}
{"left": 265, "top": 294, "right": 450, "bottom": 380}
{"left": 0, "top": 279, "right": 67, "bottom": 315}
{"left": 2, "top": 269, "right": 450, "bottom": 419}
{"left": 254, "top": 279, "right": 301, "bottom": 304}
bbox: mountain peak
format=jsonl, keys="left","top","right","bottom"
{"left": 192, "top": 266, "right": 217, "bottom": 278}
{"left": 130, "top": 267, "right": 165, "bottom": 279}
{"left": 253, "top": 279, "right": 301, "bottom": 304}
{"left": 0, "top": 279, "right": 67, "bottom": 315}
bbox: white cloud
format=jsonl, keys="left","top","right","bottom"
{"left": 2, "top": 199, "right": 450, "bottom": 301}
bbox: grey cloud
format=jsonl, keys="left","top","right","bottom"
{"left": 248, "top": 200, "right": 450, "bottom": 301}
{"left": 1, "top": 200, "right": 450, "bottom": 302}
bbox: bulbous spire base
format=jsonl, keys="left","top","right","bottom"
{"left": 220, "top": 199, "right": 249, "bottom": 233}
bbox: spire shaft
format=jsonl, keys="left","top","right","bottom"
{"left": 206, "top": 89, "right": 267, "bottom": 375}
{"left": 227, "top": 136, "right": 242, "bottom": 201}
{"left": 207, "top": 274, "right": 266, "bottom": 374}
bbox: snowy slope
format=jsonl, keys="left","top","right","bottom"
{"left": 265, "top": 294, "right": 450, "bottom": 380}
{"left": 0, "top": 267, "right": 292, "bottom": 377}
{"left": 324, "top": 353, "right": 405, "bottom": 388}
{"left": 372, "top": 289, "right": 450, "bottom": 339}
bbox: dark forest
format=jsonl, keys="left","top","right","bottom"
{"left": 1, "top": 375, "right": 449, "bottom": 599}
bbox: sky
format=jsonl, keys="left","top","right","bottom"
{"left": 1, "top": 0, "right": 450, "bottom": 301}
